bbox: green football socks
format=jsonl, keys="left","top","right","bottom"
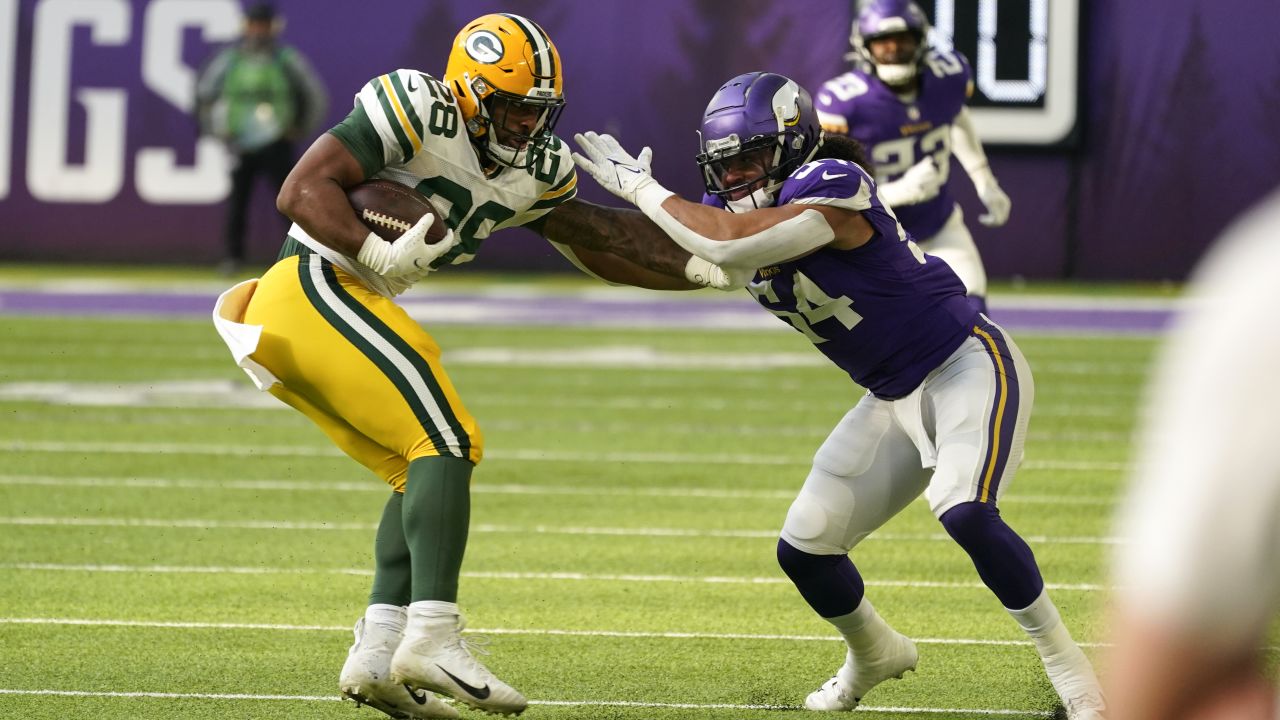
{"left": 402, "top": 455, "right": 473, "bottom": 603}
{"left": 368, "top": 491, "right": 412, "bottom": 606}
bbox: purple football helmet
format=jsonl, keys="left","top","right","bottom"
{"left": 851, "top": 0, "right": 931, "bottom": 86}
{"left": 696, "top": 71, "right": 823, "bottom": 210}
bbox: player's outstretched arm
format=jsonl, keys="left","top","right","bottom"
{"left": 571, "top": 131, "right": 872, "bottom": 269}
{"left": 536, "top": 198, "right": 737, "bottom": 291}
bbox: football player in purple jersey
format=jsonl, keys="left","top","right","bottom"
{"left": 571, "top": 71, "right": 1103, "bottom": 718}
{"left": 815, "top": 0, "right": 1010, "bottom": 313}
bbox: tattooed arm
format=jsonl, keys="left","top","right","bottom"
{"left": 531, "top": 198, "right": 708, "bottom": 290}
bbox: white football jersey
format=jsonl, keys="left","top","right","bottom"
{"left": 289, "top": 68, "right": 577, "bottom": 296}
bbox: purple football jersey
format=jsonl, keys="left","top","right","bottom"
{"left": 815, "top": 49, "right": 972, "bottom": 240}
{"left": 705, "top": 158, "right": 978, "bottom": 399}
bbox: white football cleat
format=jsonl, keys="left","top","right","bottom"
{"left": 804, "top": 630, "right": 918, "bottom": 711}
{"left": 1041, "top": 640, "right": 1105, "bottom": 720}
{"left": 390, "top": 612, "right": 527, "bottom": 716}
{"left": 339, "top": 617, "right": 460, "bottom": 720}
{"left": 1063, "top": 692, "right": 1106, "bottom": 720}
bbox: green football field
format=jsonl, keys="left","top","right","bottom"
{"left": 0, "top": 274, "right": 1158, "bottom": 720}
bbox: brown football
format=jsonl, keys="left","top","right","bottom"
{"left": 346, "top": 179, "right": 448, "bottom": 243}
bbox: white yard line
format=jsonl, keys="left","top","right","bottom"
{"left": 0, "top": 475, "right": 1122, "bottom": 505}
{"left": 0, "top": 616, "right": 1106, "bottom": 648}
{"left": 0, "top": 474, "right": 1117, "bottom": 506}
{"left": 0, "top": 408, "right": 1136, "bottom": 444}
{"left": 0, "top": 562, "right": 1109, "bottom": 591}
{"left": 0, "top": 439, "right": 1133, "bottom": 471}
{"left": 0, "top": 688, "right": 1051, "bottom": 715}
{"left": 0, "top": 515, "right": 1126, "bottom": 545}
{"left": 0, "top": 379, "right": 1138, "bottom": 415}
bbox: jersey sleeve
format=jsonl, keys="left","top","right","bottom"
{"left": 814, "top": 72, "right": 871, "bottom": 135}
{"left": 347, "top": 69, "right": 454, "bottom": 169}
{"left": 327, "top": 104, "right": 384, "bottom": 179}
{"left": 924, "top": 49, "right": 974, "bottom": 107}
{"left": 778, "top": 159, "right": 875, "bottom": 213}
{"left": 511, "top": 135, "right": 579, "bottom": 228}
{"left": 815, "top": 96, "right": 849, "bottom": 134}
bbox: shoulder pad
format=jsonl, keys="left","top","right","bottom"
{"left": 780, "top": 158, "right": 872, "bottom": 207}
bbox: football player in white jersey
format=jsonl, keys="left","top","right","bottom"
{"left": 1106, "top": 190, "right": 1280, "bottom": 720}
{"left": 212, "top": 13, "right": 732, "bottom": 719}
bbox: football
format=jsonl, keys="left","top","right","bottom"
{"left": 346, "top": 179, "right": 449, "bottom": 243}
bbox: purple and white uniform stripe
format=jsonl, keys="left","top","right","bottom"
{"left": 706, "top": 158, "right": 978, "bottom": 399}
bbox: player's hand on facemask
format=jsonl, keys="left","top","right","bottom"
{"left": 356, "top": 212, "right": 462, "bottom": 283}
{"left": 571, "top": 131, "right": 657, "bottom": 206}
{"left": 878, "top": 157, "right": 943, "bottom": 208}
{"left": 971, "top": 168, "right": 1012, "bottom": 227}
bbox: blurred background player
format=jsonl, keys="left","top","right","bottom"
{"left": 572, "top": 71, "right": 1103, "bottom": 719}
{"left": 815, "top": 0, "right": 1010, "bottom": 313}
{"left": 212, "top": 12, "right": 732, "bottom": 720}
{"left": 1105, "top": 189, "right": 1280, "bottom": 720}
{"left": 196, "top": 1, "right": 328, "bottom": 275}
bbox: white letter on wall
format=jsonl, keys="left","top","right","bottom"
{"left": 136, "top": 0, "right": 240, "bottom": 203}
{"left": 27, "top": 0, "right": 129, "bottom": 203}
{"left": 0, "top": 0, "right": 18, "bottom": 200}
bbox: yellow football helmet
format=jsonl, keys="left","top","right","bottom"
{"left": 444, "top": 13, "right": 565, "bottom": 169}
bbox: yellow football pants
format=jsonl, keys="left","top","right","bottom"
{"left": 242, "top": 253, "right": 482, "bottom": 491}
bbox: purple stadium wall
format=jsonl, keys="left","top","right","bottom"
{"left": 0, "top": 0, "right": 1277, "bottom": 280}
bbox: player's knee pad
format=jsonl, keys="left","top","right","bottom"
{"left": 781, "top": 486, "right": 850, "bottom": 555}
{"left": 938, "top": 500, "right": 1001, "bottom": 550}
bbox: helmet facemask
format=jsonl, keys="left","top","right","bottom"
{"left": 698, "top": 132, "right": 808, "bottom": 213}
{"left": 863, "top": 29, "right": 926, "bottom": 87}
{"left": 468, "top": 78, "right": 565, "bottom": 169}
{"left": 850, "top": 1, "right": 931, "bottom": 87}
{"left": 696, "top": 73, "right": 823, "bottom": 213}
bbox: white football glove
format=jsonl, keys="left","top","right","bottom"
{"left": 970, "top": 167, "right": 1011, "bottom": 226}
{"left": 571, "top": 131, "right": 660, "bottom": 206}
{"left": 684, "top": 256, "right": 745, "bottom": 291}
{"left": 877, "top": 157, "right": 943, "bottom": 208}
{"left": 356, "top": 212, "right": 461, "bottom": 283}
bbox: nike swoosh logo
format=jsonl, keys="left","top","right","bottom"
{"left": 404, "top": 684, "right": 428, "bottom": 705}
{"left": 407, "top": 75, "right": 419, "bottom": 92}
{"left": 437, "top": 665, "right": 491, "bottom": 700}
{"left": 822, "top": 171, "right": 848, "bottom": 180}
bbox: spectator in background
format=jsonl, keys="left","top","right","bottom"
{"left": 196, "top": 2, "right": 327, "bottom": 275}
{"left": 1105, "top": 189, "right": 1280, "bottom": 720}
